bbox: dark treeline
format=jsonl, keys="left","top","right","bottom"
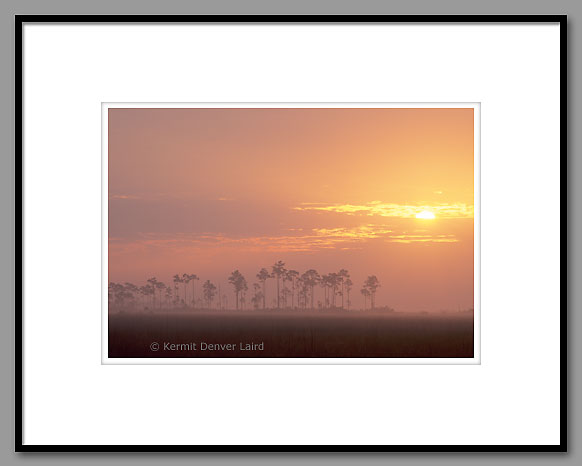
{"left": 108, "top": 260, "right": 387, "bottom": 313}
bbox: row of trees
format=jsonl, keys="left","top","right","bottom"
{"left": 108, "top": 261, "right": 381, "bottom": 312}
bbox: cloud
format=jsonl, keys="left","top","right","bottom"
{"left": 109, "top": 224, "right": 459, "bottom": 257}
{"left": 293, "top": 202, "right": 473, "bottom": 219}
{"left": 386, "top": 234, "right": 458, "bottom": 244}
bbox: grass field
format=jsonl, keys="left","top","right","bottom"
{"left": 108, "top": 310, "right": 474, "bottom": 358}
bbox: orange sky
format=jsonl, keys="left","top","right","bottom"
{"left": 109, "top": 107, "right": 474, "bottom": 311}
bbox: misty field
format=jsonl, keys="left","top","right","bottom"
{"left": 108, "top": 311, "right": 474, "bottom": 358}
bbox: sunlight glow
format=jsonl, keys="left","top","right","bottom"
{"left": 415, "top": 211, "right": 436, "bottom": 219}
{"left": 293, "top": 202, "right": 472, "bottom": 219}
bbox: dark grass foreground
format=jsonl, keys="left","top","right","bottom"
{"left": 108, "top": 311, "right": 474, "bottom": 358}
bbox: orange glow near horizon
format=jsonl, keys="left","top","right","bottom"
{"left": 109, "top": 107, "right": 474, "bottom": 311}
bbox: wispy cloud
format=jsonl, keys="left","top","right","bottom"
{"left": 386, "top": 234, "right": 458, "bottom": 244}
{"left": 312, "top": 225, "right": 392, "bottom": 239}
{"left": 293, "top": 201, "right": 473, "bottom": 219}
{"left": 110, "top": 224, "right": 459, "bottom": 256}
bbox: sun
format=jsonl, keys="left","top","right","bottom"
{"left": 415, "top": 211, "right": 436, "bottom": 219}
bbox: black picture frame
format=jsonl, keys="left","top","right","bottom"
{"left": 15, "top": 14, "right": 568, "bottom": 453}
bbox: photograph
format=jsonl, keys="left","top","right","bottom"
{"left": 106, "top": 105, "right": 477, "bottom": 359}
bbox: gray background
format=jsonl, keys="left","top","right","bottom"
{"left": 2, "top": 0, "right": 579, "bottom": 464}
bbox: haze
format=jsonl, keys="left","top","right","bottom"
{"left": 108, "top": 107, "right": 474, "bottom": 312}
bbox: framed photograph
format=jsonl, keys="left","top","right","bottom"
{"left": 17, "top": 15, "right": 566, "bottom": 451}
{"left": 103, "top": 102, "right": 480, "bottom": 364}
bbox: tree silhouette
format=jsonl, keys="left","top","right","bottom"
{"left": 360, "top": 287, "right": 370, "bottom": 309}
{"left": 202, "top": 280, "right": 217, "bottom": 308}
{"left": 344, "top": 278, "right": 353, "bottom": 310}
{"left": 188, "top": 274, "right": 199, "bottom": 308}
{"left": 286, "top": 269, "right": 299, "bottom": 308}
{"left": 109, "top": 282, "right": 130, "bottom": 311}
{"left": 173, "top": 282, "right": 180, "bottom": 307}
{"left": 241, "top": 281, "right": 248, "bottom": 309}
{"left": 108, "top": 282, "right": 114, "bottom": 309}
{"left": 328, "top": 272, "right": 341, "bottom": 308}
{"left": 256, "top": 268, "right": 270, "bottom": 309}
{"left": 364, "top": 275, "right": 380, "bottom": 309}
{"left": 228, "top": 270, "right": 248, "bottom": 310}
{"left": 147, "top": 277, "right": 159, "bottom": 309}
{"left": 271, "top": 260, "right": 286, "bottom": 309}
{"left": 137, "top": 285, "right": 147, "bottom": 310}
{"left": 338, "top": 269, "right": 350, "bottom": 309}
{"left": 172, "top": 275, "right": 183, "bottom": 306}
{"left": 297, "top": 276, "right": 308, "bottom": 309}
{"left": 282, "top": 286, "right": 292, "bottom": 308}
{"left": 118, "top": 267, "right": 383, "bottom": 313}
{"left": 181, "top": 273, "right": 191, "bottom": 307}
{"left": 164, "top": 285, "right": 172, "bottom": 309}
{"left": 123, "top": 282, "right": 139, "bottom": 310}
{"left": 320, "top": 273, "right": 330, "bottom": 308}
{"left": 301, "top": 269, "right": 320, "bottom": 309}
{"left": 155, "top": 281, "right": 166, "bottom": 310}
{"left": 144, "top": 284, "right": 155, "bottom": 310}
{"left": 251, "top": 283, "right": 263, "bottom": 309}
